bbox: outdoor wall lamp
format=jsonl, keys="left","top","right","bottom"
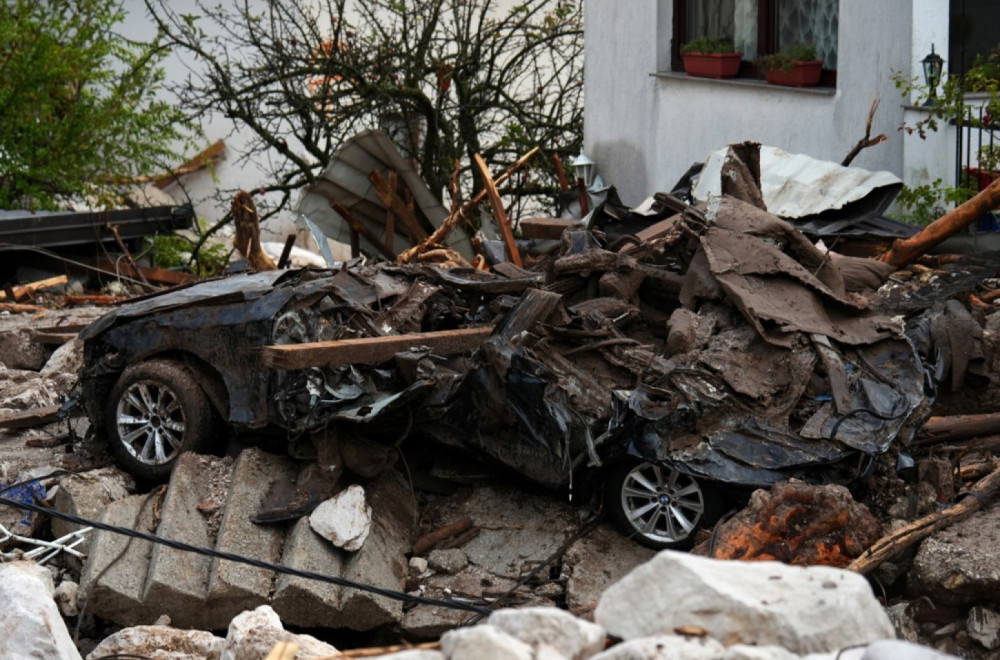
{"left": 571, "top": 150, "right": 595, "bottom": 188}
{"left": 922, "top": 44, "right": 944, "bottom": 106}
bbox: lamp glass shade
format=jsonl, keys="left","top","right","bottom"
{"left": 921, "top": 46, "right": 944, "bottom": 89}
{"left": 571, "top": 151, "right": 595, "bottom": 187}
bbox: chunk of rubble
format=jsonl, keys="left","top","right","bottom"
{"left": 967, "top": 606, "right": 1000, "bottom": 651}
{"left": 562, "top": 524, "right": 656, "bottom": 613}
{"left": 487, "top": 607, "right": 606, "bottom": 660}
{"left": 220, "top": 605, "right": 338, "bottom": 660}
{"left": 908, "top": 505, "right": 1000, "bottom": 606}
{"left": 85, "top": 625, "right": 224, "bottom": 660}
{"left": 50, "top": 466, "right": 134, "bottom": 554}
{"left": 0, "top": 561, "right": 82, "bottom": 660}
{"left": 594, "top": 550, "right": 894, "bottom": 654}
{"left": 309, "top": 483, "right": 372, "bottom": 551}
{"left": 427, "top": 548, "right": 469, "bottom": 574}
{"left": 440, "top": 625, "right": 534, "bottom": 660}
{"left": 690, "top": 481, "right": 883, "bottom": 567}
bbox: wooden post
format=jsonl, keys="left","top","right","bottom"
{"left": 330, "top": 201, "right": 396, "bottom": 261}
{"left": 474, "top": 153, "right": 523, "bottom": 267}
{"left": 368, "top": 170, "right": 429, "bottom": 242}
{"left": 880, "top": 177, "right": 1000, "bottom": 267}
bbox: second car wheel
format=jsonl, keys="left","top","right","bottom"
{"left": 106, "top": 358, "right": 219, "bottom": 482}
{"left": 605, "top": 460, "right": 722, "bottom": 550}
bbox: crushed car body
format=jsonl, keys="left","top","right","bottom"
{"left": 77, "top": 144, "right": 985, "bottom": 549}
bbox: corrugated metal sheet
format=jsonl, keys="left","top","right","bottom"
{"left": 296, "top": 130, "right": 473, "bottom": 260}
{"left": 692, "top": 146, "right": 903, "bottom": 219}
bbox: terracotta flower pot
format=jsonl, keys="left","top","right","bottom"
{"left": 682, "top": 52, "right": 743, "bottom": 79}
{"left": 764, "top": 60, "right": 823, "bottom": 87}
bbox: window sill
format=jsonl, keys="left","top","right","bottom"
{"left": 653, "top": 70, "right": 837, "bottom": 96}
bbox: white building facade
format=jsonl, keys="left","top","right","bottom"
{"left": 583, "top": 0, "right": 997, "bottom": 208}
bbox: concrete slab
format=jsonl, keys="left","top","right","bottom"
{"left": 272, "top": 469, "right": 415, "bottom": 630}
{"left": 563, "top": 523, "right": 655, "bottom": 614}
{"left": 205, "top": 447, "right": 297, "bottom": 627}
{"left": 50, "top": 467, "right": 134, "bottom": 556}
{"left": 143, "top": 452, "right": 232, "bottom": 627}
{"left": 78, "top": 494, "right": 158, "bottom": 626}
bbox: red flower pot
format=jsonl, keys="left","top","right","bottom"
{"left": 764, "top": 60, "right": 823, "bottom": 87}
{"left": 682, "top": 52, "right": 743, "bottom": 79}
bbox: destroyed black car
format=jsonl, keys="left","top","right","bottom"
{"left": 80, "top": 187, "right": 967, "bottom": 550}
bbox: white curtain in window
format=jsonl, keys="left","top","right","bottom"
{"left": 777, "top": 0, "right": 838, "bottom": 67}
{"left": 686, "top": 0, "right": 758, "bottom": 59}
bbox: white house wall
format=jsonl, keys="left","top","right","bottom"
{"left": 584, "top": 0, "right": 919, "bottom": 208}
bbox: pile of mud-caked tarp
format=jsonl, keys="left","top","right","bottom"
{"left": 260, "top": 161, "right": 986, "bottom": 496}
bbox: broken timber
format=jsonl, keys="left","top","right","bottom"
{"left": 474, "top": 153, "right": 523, "bottom": 267}
{"left": 0, "top": 275, "right": 68, "bottom": 301}
{"left": 261, "top": 327, "right": 492, "bottom": 370}
{"left": 0, "top": 404, "right": 63, "bottom": 430}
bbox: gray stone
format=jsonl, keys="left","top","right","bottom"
{"left": 886, "top": 602, "right": 921, "bottom": 644}
{"left": 0, "top": 328, "right": 50, "bottom": 370}
{"left": 206, "top": 447, "right": 297, "bottom": 626}
{"left": 428, "top": 548, "right": 469, "bottom": 575}
{"left": 51, "top": 467, "right": 134, "bottom": 553}
{"left": 310, "top": 483, "right": 372, "bottom": 551}
{"left": 590, "top": 634, "right": 725, "bottom": 660}
{"left": 967, "top": 606, "right": 1000, "bottom": 650}
{"left": 221, "top": 605, "right": 338, "bottom": 660}
{"left": 440, "top": 625, "right": 533, "bottom": 660}
{"left": 860, "top": 639, "right": 962, "bottom": 659}
{"left": 563, "top": 523, "right": 655, "bottom": 612}
{"left": 86, "top": 626, "right": 224, "bottom": 660}
{"left": 487, "top": 607, "right": 605, "bottom": 660}
{"left": 0, "top": 561, "right": 82, "bottom": 660}
{"left": 595, "top": 550, "right": 894, "bottom": 655}
{"left": 909, "top": 505, "right": 1000, "bottom": 606}
{"left": 79, "top": 494, "right": 157, "bottom": 626}
{"left": 144, "top": 453, "right": 233, "bottom": 627}
{"left": 410, "top": 556, "right": 429, "bottom": 574}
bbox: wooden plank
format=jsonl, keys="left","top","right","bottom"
{"left": 519, "top": 217, "right": 580, "bottom": 240}
{"left": 31, "top": 324, "right": 86, "bottom": 345}
{"left": 368, "top": 170, "right": 430, "bottom": 242}
{"left": 0, "top": 404, "right": 62, "bottom": 430}
{"left": 89, "top": 257, "right": 196, "bottom": 286}
{"left": 261, "top": 326, "right": 492, "bottom": 370}
{"left": 0, "top": 302, "right": 45, "bottom": 313}
{"left": 0, "top": 275, "right": 68, "bottom": 301}
{"left": 473, "top": 153, "right": 523, "bottom": 267}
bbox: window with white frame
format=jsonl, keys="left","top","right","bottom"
{"left": 670, "top": 0, "right": 838, "bottom": 85}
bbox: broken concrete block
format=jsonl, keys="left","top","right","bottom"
{"left": 440, "top": 625, "right": 534, "bottom": 660}
{"left": 967, "top": 606, "right": 1000, "bottom": 650}
{"left": 856, "top": 639, "right": 964, "bottom": 660}
{"left": 590, "top": 634, "right": 725, "bottom": 660}
{"left": 428, "top": 548, "right": 469, "bottom": 575}
{"left": 0, "top": 561, "right": 82, "bottom": 660}
{"left": 374, "top": 652, "right": 444, "bottom": 660}
{"left": 594, "top": 550, "right": 894, "bottom": 655}
{"left": 909, "top": 505, "right": 1000, "bottom": 606}
{"left": 51, "top": 466, "right": 134, "bottom": 553}
{"left": 563, "top": 523, "right": 655, "bottom": 613}
{"left": 309, "top": 483, "right": 372, "bottom": 551}
{"left": 410, "top": 556, "right": 429, "bottom": 575}
{"left": 41, "top": 337, "right": 83, "bottom": 376}
{"left": 79, "top": 494, "right": 158, "bottom": 626}
{"left": 144, "top": 453, "right": 233, "bottom": 628}
{"left": 487, "top": 607, "right": 605, "bottom": 660}
{"left": 270, "top": 515, "right": 347, "bottom": 627}
{"left": 0, "top": 328, "right": 50, "bottom": 370}
{"left": 86, "top": 625, "right": 224, "bottom": 660}
{"left": 221, "top": 605, "right": 338, "bottom": 660}
{"left": 206, "top": 447, "right": 297, "bottom": 627}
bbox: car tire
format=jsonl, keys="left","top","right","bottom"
{"left": 605, "top": 460, "right": 723, "bottom": 550}
{"left": 106, "top": 359, "right": 218, "bottom": 482}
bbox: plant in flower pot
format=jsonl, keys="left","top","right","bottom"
{"left": 760, "top": 42, "right": 823, "bottom": 87}
{"left": 681, "top": 37, "right": 742, "bottom": 79}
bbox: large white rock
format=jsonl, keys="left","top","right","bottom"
{"left": 591, "top": 634, "right": 726, "bottom": 660}
{"left": 440, "top": 625, "right": 534, "bottom": 660}
{"left": 488, "top": 607, "right": 606, "bottom": 660}
{"left": 309, "top": 484, "right": 372, "bottom": 551}
{"left": 86, "top": 626, "right": 224, "bottom": 660}
{"left": 594, "top": 551, "right": 894, "bottom": 655}
{"left": 0, "top": 561, "right": 82, "bottom": 660}
{"left": 221, "top": 605, "right": 338, "bottom": 660}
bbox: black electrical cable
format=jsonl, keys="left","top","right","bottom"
{"left": 0, "top": 493, "right": 493, "bottom": 616}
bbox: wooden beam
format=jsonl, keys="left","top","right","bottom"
{"left": 330, "top": 201, "right": 397, "bottom": 261}
{"left": 0, "top": 404, "right": 62, "bottom": 429}
{"left": 0, "top": 275, "right": 68, "bottom": 301}
{"left": 368, "top": 170, "right": 429, "bottom": 242}
{"left": 396, "top": 147, "right": 539, "bottom": 264}
{"left": 473, "top": 153, "right": 523, "bottom": 267}
{"left": 261, "top": 326, "right": 492, "bottom": 370}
